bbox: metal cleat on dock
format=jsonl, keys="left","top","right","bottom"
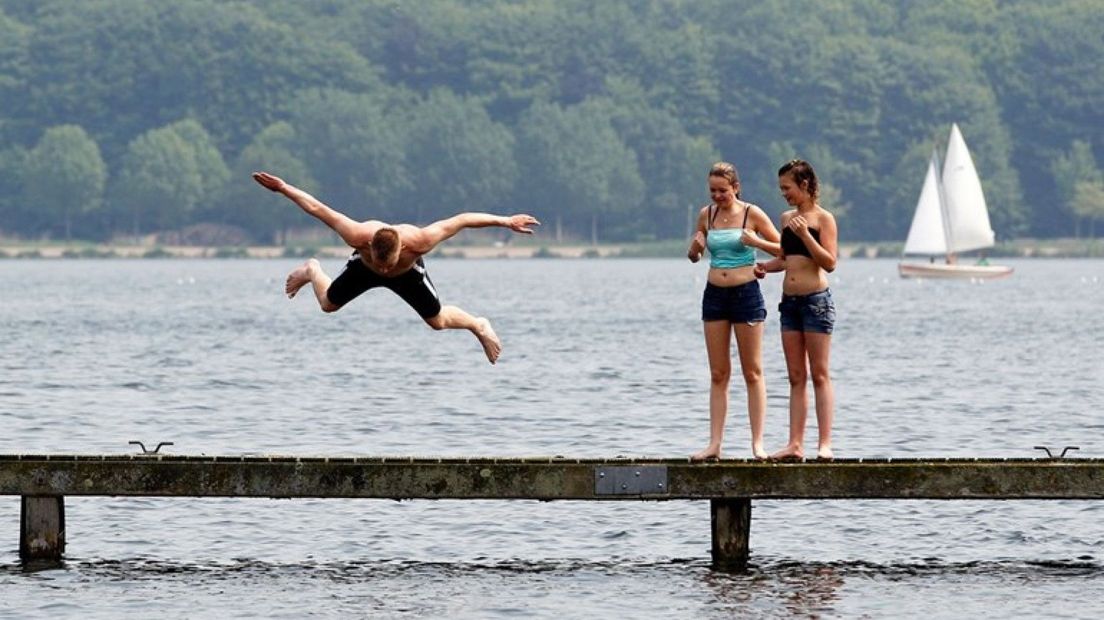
{"left": 1033, "top": 446, "right": 1080, "bottom": 459}
{"left": 129, "top": 441, "right": 174, "bottom": 455}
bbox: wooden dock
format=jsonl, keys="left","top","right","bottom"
{"left": 3, "top": 454, "right": 1102, "bottom": 568}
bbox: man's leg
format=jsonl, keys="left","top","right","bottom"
{"left": 289, "top": 255, "right": 377, "bottom": 313}
{"left": 390, "top": 260, "right": 501, "bottom": 364}
{"left": 286, "top": 258, "right": 340, "bottom": 312}
{"left": 425, "top": 306, "right": 501, "bottom": 364}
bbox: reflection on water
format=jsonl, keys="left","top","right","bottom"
{"left": 711, "top": 562, "right": 845, "bottom": 617}
{"left": 5, "top": 556, "right": 1104, "bottom": 618}
{"left": 9, "top": 553, "right": 1099, "bottom": 580}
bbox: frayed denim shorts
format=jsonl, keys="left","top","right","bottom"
{"left": 702, "top": 280, "right": 767, "bottom": 324}
{"left": 778, "top": 288, "right": 835, "bottom": 334}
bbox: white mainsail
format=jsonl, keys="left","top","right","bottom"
{"left": 902, "top": 152, "right": 948, "bottom": 255}
{"left": 942, "top": 123, "right": 995, "bottom": 253}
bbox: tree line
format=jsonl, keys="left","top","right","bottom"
{"left": 0, "top": 0, "right": 1102, "bottom": 244}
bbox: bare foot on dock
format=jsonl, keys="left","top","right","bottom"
{"left": 475, "top": 317, "right": 501, "bottom": 364}
{"left": 817, "top": 445, "right": 834, "bottom": 461}
{"left": 770, "top": 444, "right": 804, "bottom": 461}
{"left": 691, "top": 445, "right": 721, "bottom": 462}
{"left": 285, "top": 259, "right": 316, "bottom": 298}
{"left": 752, "top": 444, "right": 769, "bottom": 460}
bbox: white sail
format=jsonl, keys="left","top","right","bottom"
{"left": 941, "top": 123, "right": 995, "bottom": 253}
{"left": 902, "top": 153, "right": 947, "bottom": 255}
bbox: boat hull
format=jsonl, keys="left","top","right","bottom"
{"left": 898, "top": 261, "right": 1013, "bottom": 280}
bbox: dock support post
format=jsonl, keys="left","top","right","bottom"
{"left": 20, "top": 496, "right": 65, "bottom": 562}
{"left": 710, "top": 498, "right": 750, "bottom": 570}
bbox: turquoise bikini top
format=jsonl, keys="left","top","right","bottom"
{"left": 706, "top": 204, "right": 757, "bottom": 269}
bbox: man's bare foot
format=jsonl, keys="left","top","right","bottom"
{"left": 817, "top": 445, "right": 834, "bottom": 461}
{"left": 769, "top": 444, "right": 804, "bottom": 461}
{"left": 285, "top": 259, "right": 316, "bottom": 298}
{"left": 691, "top": 445, "right": 721, "bottom": 462}
{"left": 474, "top": 317, "right": 501, "bottom": 364}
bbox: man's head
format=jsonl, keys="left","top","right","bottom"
{"left": 369, "top": 227, "right": 402, "bottom": 272}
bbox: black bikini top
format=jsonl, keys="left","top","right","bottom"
{"left": 781, "top": 227, "right": 820, "bottom": 258}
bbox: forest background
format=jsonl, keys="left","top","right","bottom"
{"left": 0, "top": 0, "right": 1102, "bottom": 250}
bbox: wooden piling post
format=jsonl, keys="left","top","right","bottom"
{"left": 20, "top": 496, "right": 65, "bottom": 562}
{"left": 710, "top": 497, "right": 750, "bottom": 570}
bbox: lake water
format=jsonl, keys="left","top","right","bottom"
{"left": 1, "top": 257, "right": 1103, "bottom": 618}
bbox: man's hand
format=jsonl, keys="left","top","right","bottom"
{"left": 252, "top": 171, "right": 286, "bottom": 193}
{"left": 506, "top": 214, "right": 540, "bottom": 234}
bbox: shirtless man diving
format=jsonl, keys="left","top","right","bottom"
{"left": 253, "top": 171, "right": 539, "bottom": 364}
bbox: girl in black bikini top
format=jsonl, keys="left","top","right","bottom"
{"left": 781, "top": 226, "right": 820, "bottom": 258}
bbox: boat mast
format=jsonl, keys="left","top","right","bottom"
{"left": 933, "top": 145, "right": 954, "bottom": 263}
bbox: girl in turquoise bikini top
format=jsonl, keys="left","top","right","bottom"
{"left": 706, "top": 204, "right": 757, "bottom": 269}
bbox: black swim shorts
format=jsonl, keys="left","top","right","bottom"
{"left": 325, "top": 253, "right": 443, "bottom": 319}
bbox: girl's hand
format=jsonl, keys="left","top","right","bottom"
{"left": 688, "top": 231, "right": 706, "bottom": 262}
{"left": 788, "top": 215, "right": 809, "bottom": 237}
{"left": 740, "top": 230, "right": 759, "bottom": 249}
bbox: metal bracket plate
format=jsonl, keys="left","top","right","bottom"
{"left": 594, "top": 465, "right": 668, "bottom": 496}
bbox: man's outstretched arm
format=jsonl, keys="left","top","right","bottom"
{"left": 414, "top": 213, "right": 540, "bottom": 252}
{"left": 253, "top": 172, "right": 373, "bottom": 248}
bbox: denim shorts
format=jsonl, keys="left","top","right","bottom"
{"left": 702, "top": 280, "right": 767, "bottom": 323}
{"left": 778, "top": 288, "right": 835, "bottom": 334}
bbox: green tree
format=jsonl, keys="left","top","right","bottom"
{"left": 288, "top": 89, "right": 410, "bottom": 223}
{"left": 2, "top": 0, "right": 1103, "bottom": 243}
{"left": 625, "top": 18, "right": 718, "bottom": 135}
{"left": 468, "top": 4, "right": 556, "bottom": 117}
{"left": 1071, "top": 181, "right": 1104, "bottom": 239}
{"left": 23, "top": 125, "right": 107, "bottom": 240}
{"left": 112, "top": 118, "right": 227, "bottom": 237}
{"left": 330, "top": 0, "right": 475, "bottom": 94}
{"left": 515, "top": 100, "right": 644, "bottom": 243}
{"left": 172, "top": 119, "right": 230, "bottom": 195}
{"left": 21, "top": 0, "right": 382, "bottom": 162}
{"left": 0, "top": 9, "right": 31, "bottom": 142}
{"left": 222, "top": 121, "right": 316, "bottom": 244}
{"left": 0, "top": 146, "right": 27, "bottom": 236}
{"left": 1053, "top": 141, "right": 1104, "bottom": 237}
{"left": 991, "top": 1, "right": 1104, "bottom": 235}
{"left": 402, "top": 89, "right": 517, "bottom": 225}
{"left": 597, "top": 83, "right": 719, "bottom": 240}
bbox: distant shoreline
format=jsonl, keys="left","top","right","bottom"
{"left": 0, "top": 243, "right": 620, "bottom": 260}
{"left": 0, "top": 239, "right": 1101, "bottom": 259}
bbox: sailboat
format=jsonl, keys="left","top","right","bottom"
{"left": 898, "top": 124, "right": 1013, "bottom": 279}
